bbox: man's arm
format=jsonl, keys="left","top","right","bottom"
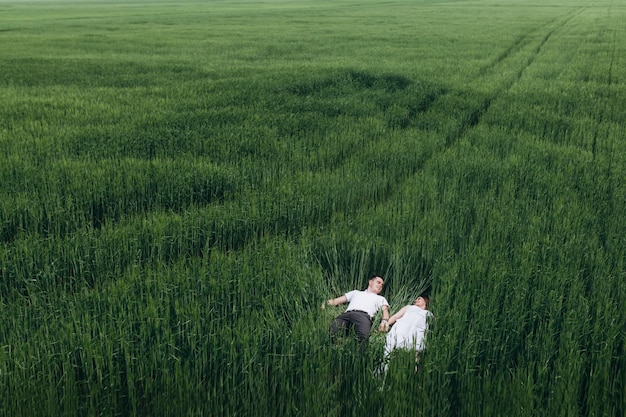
{"left": 378, "top": 304, "right": 391, "bottom": 331}
{"left": 322, "top": 295, "right": 348, "bottom": 309}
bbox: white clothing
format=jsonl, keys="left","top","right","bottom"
{"left": 344, "top": 290, "right": 389, "bottom": 319}
{"left": 384, "top": 306, "right": 432, "bottom": 357}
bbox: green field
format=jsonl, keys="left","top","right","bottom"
{"left": 1, "top": 0, "right": 624, "bottom": 415}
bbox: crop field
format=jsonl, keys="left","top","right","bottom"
{"left": 1, "top": 0, "right": 625, "bottom": 416}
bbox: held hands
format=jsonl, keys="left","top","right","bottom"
{"left": 379, "top": 319, "right": 389, "bottom": 332}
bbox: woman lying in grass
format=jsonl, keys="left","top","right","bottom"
{"left": 381, "top": 295, "right": 432, "bottom": 367}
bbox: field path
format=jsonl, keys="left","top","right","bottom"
{"left": 591, "top": 0, "right": 621, "bottom": 158}
{"left": 419, "top": 4, "right": 590, "bottom": 148}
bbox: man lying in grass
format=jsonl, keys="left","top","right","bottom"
{"left": 323, "top": 276, "right": 390, "bottom": 344}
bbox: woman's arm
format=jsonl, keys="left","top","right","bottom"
{"left": 385, "top": 305, "right": 409, "bottom": 328}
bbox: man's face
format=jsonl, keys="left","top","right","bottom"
{"left": 368, "top": 277, "right": 384, "bottom": 294}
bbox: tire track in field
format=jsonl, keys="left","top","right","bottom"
{"left": 312, "top": 9, "right": 586, "bottom": 207}
{"left": 590, "top": 0, "right": 620, "bottom": 253}
{"left": 344, "top": 4, "right": 592, "bottom": 224}
{"left": 292, "top": 5, "right": 593, "bottom": 233}
{"left": 592, "top": 1, "right": 619, "bottom": 158}
{"left": 474, "top": 10, "right": 573, "bottom": 81}
{"left": 428, "top": 4, "right": 589, "bottom": 148}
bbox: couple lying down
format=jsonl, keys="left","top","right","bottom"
{"left": 324, "top": 276, "right": 432, "bottom": 361}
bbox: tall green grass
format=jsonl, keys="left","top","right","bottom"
{"left": 1, "top": 0, "right": 624, "bottom": 416}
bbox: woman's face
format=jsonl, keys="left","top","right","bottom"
{"left": 413, "top": 297, "right": 428, "bottom": 309}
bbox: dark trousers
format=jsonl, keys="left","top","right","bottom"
{"left": 330, "top": 310, "right": 373, "bottom": 342}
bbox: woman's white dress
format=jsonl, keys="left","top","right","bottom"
{"left": 384, "top": 306, "right": 432, "bottom": 357}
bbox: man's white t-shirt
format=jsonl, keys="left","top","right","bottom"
{"left": 384, "top": 305, "right": 433, "bottom": 356}
{"left": 345, "top": 290, "right": 389, "bottom": 319}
